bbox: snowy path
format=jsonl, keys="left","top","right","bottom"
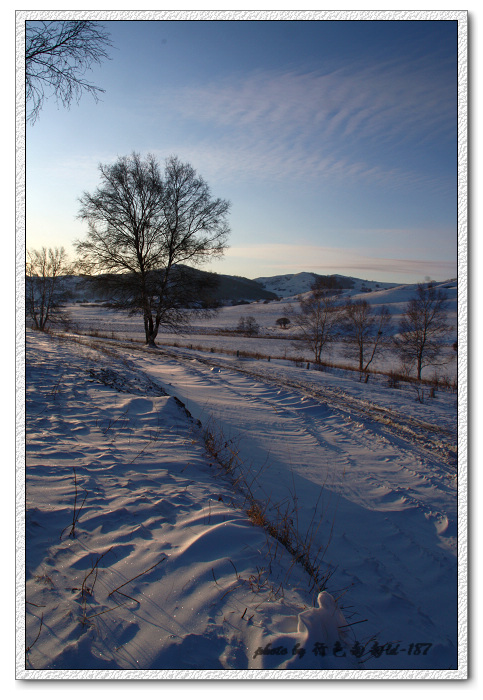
{"left": 25, "top": 333, "right": 360, "bottom": 673}
{"left": 117, "top": 342, "right": 458, "bottom": 669}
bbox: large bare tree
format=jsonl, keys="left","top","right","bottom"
{"left": 26, "top": 247, "right": 71, "bottom": 331}
{"left": 76, "top": 152, "right": 230, "bottom": 345}
{"left": 342, "top": 300, "right": 391, "bottom": 380}
{"left": 394, "top": 282, "right": 451, "bottom": 380}
{"left": 26, "top": 20, "right": 112, "bottom": 124}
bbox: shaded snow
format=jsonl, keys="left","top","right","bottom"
{"left": 24, "top": 333, "right": 358, "bottom": 674}
{"left": 23, "top": 328, "right": 459, "bottom": 675}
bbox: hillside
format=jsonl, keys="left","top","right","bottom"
{"left": 61, "top": 270, "right": 278, "bottom": 306}
{"left": 38, "top": 268, "right": 455, "bottom": 309}
{"left": 254, "top": 272, "right": 399, "bottom": 298}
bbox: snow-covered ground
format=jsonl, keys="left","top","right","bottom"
{"left": 61, "top": 277, "right": 458, "bottom": 382}
{"left": 22, "top": 321, "right": 461, "bottom": 677}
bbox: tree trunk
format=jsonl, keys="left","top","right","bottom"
{"left": 417, "top": 355, "right": 423, "bottom": 380}
{"left": 144, "top": 313, "right": 157, "bottom": 346}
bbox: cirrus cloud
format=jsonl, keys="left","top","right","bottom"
{"left": 152, "top": 53, "right": 456, "bottom": 190}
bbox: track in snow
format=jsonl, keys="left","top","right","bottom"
{"left": 61, "top": 335, "right": 458, "bottom": 668}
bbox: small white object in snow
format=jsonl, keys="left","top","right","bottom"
{"left": 297, "top": 591, "right": 350, "bottom": 644}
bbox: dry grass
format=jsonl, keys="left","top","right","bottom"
{"left": 203, "top": 417, "right": 335, "bottom": 595}
{"left": 59, "top": 466, "right": 88, "bottom": 540}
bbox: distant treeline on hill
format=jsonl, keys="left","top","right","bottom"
{"left": 312, "top": 274, "right": 355, "bottom": 291}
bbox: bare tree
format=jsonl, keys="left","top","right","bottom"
{"left": 26, "top": 20, "right": 112, "bottom": 124}
{"left": 237, "top": 316, "right": 260, "bottom": 336}
{"left": 394, "top": 282, "right": 451, "bottom": 380}
{"left": 342, "top": 300, "right": 391, "bottom": 381}
{"left": 26, "top": 247, "right": 71, "bottom": 330}
{"left": 76, "top": 152, "right": 230, "bottom": 346}
{"left": 290, "top": 290, "right": 342, "bottom": 365}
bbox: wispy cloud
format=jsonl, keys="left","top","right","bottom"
{"left": 221, "top": 243, "right": 456, "bottom": 282}
{"left": 155, "top": 55, "right": 455, "bottom": 189}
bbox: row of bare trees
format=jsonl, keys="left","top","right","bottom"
{"left": 26, "top": 246, "right": 452, "bottom": 381}
{"left": 26, "top": 247, "right": 72, "bottom": 331}
{"left": 286, "top": 280, "right": 451, "bottom": 381}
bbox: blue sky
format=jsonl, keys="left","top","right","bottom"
{"left": 26, "top": 17, "right": 460, "bottom": 283}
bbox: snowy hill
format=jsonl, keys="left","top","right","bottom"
{"left": 348, "top": 279, "right": 458, "bottom": 315}
{"left": 254, "top": 272, "right": 399, "bottom": 298}
{"left": 254, "top": 272, "right": 322, "bottom": 297}
{"left": 54, "top": 270, "right": 454, "bottom": 307}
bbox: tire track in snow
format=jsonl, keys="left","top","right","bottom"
{"left": 152, "top": 347, "right": 457, "bottom": 496}
{"left": 73, "top": 338, "right": 456, "bottom": 517}
{"left": 120, "top": 346, "right": 455, "bottom": 538}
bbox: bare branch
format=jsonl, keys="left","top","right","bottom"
{"left": 26, "top": 247, "right": 72, "bottom": 331}
{"left": 291, "top": 289, "right": 343, "bottom": 365}
{"left": 341, "top": 300, "right": 391, "bottom": 379}
{"left": 26, "top": 20, "right": 112, "bottom": 124}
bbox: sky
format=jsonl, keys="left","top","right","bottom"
{"left": 25, "top": 14, "right": 461, "bottom": 283}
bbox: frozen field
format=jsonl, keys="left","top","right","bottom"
{"left": 63, "top": 279, "right": 458, "bottom": 382}
{"left": 23, "top": 319, "right": 461, "bottom": 676}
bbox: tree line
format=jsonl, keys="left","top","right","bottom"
{"left": 283, "top": 278, "right": 452, "bottom": 381}
{"left": 26, "top": 238, "right": 453, "bottom": 383}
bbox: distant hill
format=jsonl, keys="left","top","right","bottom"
{"left": 209, "top": 273, "right": 277, "bottom": 303}
{"left": 55, "top": 269, "right": 455, "bottom": 308}
{"left": 61, "top": 268, "right": 278, "bottom": 306}
{"left": 254, "top": 272, "right": 399, "bottom": 298}
{"left": 347, "top": 279, "right": 458, "bottom": 315}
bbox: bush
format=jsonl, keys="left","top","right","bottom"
{"left": 237, "top": 316, "right": 260, "bottom": 336}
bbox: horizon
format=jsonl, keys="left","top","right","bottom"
{"left": 59, "top": 265, "right": 455, "bottom": 289}
{"left": 25, "top": 13, "right": 460, "bottom": 284}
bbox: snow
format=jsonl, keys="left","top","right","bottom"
{"left": 60, "top": 274, "right": 458, "bottom": 350}
{"left": 22, "top": 321, "right": 461, "bottom": 677}
{"left": 61, "top": 284, "right": 458, "bottom": 384}
{"left": 253, "top": 272, "right": 399, "bottom": 298}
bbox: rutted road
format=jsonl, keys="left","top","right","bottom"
{"left": 155, "top": 345, "right": 457, "bottom": 473}
{"left": 65, "top": 335, "right": 459, "bottom": 668}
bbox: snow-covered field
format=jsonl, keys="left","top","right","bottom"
{"left": 62, "top": 278, "right": 458, "bottom": 382}
{"left": 22, "top": 311, "right": 462, "bottom": 676}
